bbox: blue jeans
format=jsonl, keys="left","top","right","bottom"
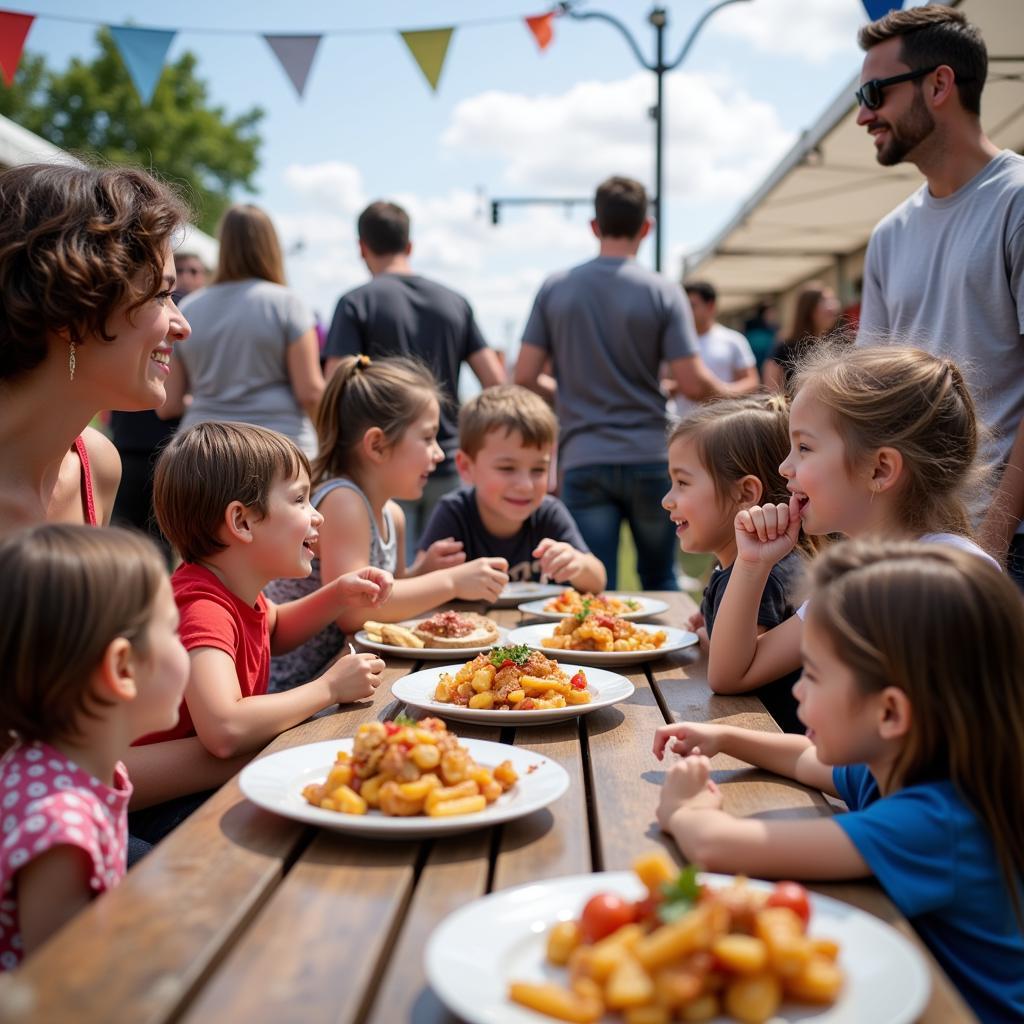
{"left": 562, "top": 461, "right": 678, "bottom": 591}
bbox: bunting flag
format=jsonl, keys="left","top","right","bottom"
{"left": 264, "top": 35, "right": 322, "bottom": 97}
{"left": 0, "top": 11, "right": 34, "bottom": 86}
{"left": 862, "top": 0, "right": 905, "bottom": 19}
{"left": 525, "top": 14, "right": 553, "bottom": 52}
{"left": 400, "top": 27, "right": 453, "bottom": 92}
{"left": 110, "top": 26, "right": 175, "bottom": 104}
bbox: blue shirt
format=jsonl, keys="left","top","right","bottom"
{"left": 418, "top": 488, "right": 588, "bottom": 583}
{"left": 834, "top": 765, "right": 1024, "bottom": 1023}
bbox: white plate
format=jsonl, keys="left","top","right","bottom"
{"left": 391, "top": 663, "right": 635, "bottom": 725}
{"left": 491, "top": 582, "right": 567, "bottom": 608}
{"left": 426, "top": 871, "right": 931, "bottom": 1024}
{"left": 517, "top": 593, "right": 670, "bottom": 622}
{"left": 353, "top": 622, "right": 509, "bottom": 661}
{"left": 505, "top": 623, "right": 698, "bottom": 666}
{"left": 239, "top": 738, "right": 568, "bottom": 839}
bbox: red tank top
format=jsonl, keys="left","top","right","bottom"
{"left": 73, "top": 435, "right": 98, "bottom": 526}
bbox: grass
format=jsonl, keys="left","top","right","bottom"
{"left": 616, "top": 523, "right": 712, "bottom": 599}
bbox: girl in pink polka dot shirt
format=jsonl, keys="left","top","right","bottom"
{"left": 0, "top": 525, "right": 189, "bottom": 968}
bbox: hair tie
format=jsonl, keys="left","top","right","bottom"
{"left": 356, "top": 354, "right": 372, "bottom": 369}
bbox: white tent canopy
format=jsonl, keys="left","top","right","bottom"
{"left": 684, "top": 0, "right": 1024, "bottom": 314}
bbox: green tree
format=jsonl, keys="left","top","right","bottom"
{"left": 0, "top": 29, "right": 263, "bottom": 232}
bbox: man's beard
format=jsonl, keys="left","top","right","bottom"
{"left": 874, "top": 90, "right": 936, "bottom": 167}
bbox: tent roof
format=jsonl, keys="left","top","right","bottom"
{"left": 684, "top": 0, "right": 1024, "bottom": 312}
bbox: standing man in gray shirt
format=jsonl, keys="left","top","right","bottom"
{"left": 855, "top": 6, "right": 1024, "bottom": 585}
{"left": 514, "top": 176, "right": 738, "bottom": 590}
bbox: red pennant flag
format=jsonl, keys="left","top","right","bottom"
{"left": 0, "top": 11, "right": 34, "bottom": 87}
{"left": 526, "top": 13, "right": 553, "bottom": 52}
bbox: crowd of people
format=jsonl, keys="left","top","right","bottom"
{"left": 0, "top": 5, "right": 1020, "bottom": 1020}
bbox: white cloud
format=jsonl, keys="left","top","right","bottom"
{"left": 709, "top": 0, "right": 864, "bottom": 63}
{"left": 441, "top": 70, "right": 795, "bottom": 204}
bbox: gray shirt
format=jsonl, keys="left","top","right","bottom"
{"left": 857, "top": 150, "right": 1024, "bottom": 473}
{"left": 521, "top": 256, "right": 698, "bottom": 472}
{"left": 178, "top": 280, "right": 317, "bottom": 453}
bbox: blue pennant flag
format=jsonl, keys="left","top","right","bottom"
{"left": 862, "top": 0, "right": 905, "bottom": 19}
{"left": 110, "top": 26, "right": 175, "bottom": 104}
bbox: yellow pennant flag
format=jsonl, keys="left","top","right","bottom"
{"left": 400, "top": 27, "right": 453, "bottom": 92}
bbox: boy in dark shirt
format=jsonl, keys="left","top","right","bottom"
{"left": 418, "top": 385, "right": 606, "bottom": 592}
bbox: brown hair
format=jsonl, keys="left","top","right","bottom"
{"left": 357, "top": 201, "right": 411, "bottom": 257}
{"left": 783, "top": 282, "right": 834, "bottom": 347}
{"left": 154, "top": 421, "right": 310, "bottom": 564}
{"left": 793, "top": 344, "right": 984, "bottom": 537}
{"left": 314, "top": 356, "right": 442, "bottom": 483}
{"left": 669, "top": 394, "right": 817, "bottom": 557}
{"left": 594, "top": 176, "right": 648, "bottom": 238}
{"left": 807, "top": 539, "right": 1024, "bottom": 924}
{"left": 0, "top": 163, "right": 189, "bottom": 380}
{"left": 215, "top": 204, "right": 286, "bottom": 285}
{"left": 858, "top": 5, "right": 986, "bottom": 116}
{"left": 459, "top": 384, "right": 557, "bottom": 459}
{"left": 0, "top": 524, "right": 167, "bottom": 743}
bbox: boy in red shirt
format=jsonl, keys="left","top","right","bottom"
{"left": 129, "top": 422, "right": 391, "bottom": 846}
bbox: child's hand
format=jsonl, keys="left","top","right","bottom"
{"left": 695, "top": 625, "right": 709, "bottom": 652}
{"left": 333, "top": 567, "right": 394, "bottom": 607}
{"left": 325, "top": 652, "right": 385, "bottom": 704}
{"left": 686, "top": 611, "right": 705, "bottom": 632}
{"left": 532, "top": 538, "right": 585, "bottom": 584}
{"left": 652, "top": 721, "right": 726, "bottom": 760}
{"left": 411, "top": 538, "right": 466, "bottom": 575}
{"left": 452, "top": 557, "right": 509, "bottom": 602}
{"left": 656, "top": 756, "right": 723, "bottom": 831}
{"left": 734, "top": 495, "right": 802, "bottom": 567}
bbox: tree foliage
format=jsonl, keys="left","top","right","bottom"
{"left": 0, "top": 29, "right": 263, "bottom": 232}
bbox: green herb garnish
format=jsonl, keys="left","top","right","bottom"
{"left": 393, "top": 712, "right": 418, "bottom": 728}
{"left": 574, "top": 597, "right": 593, "bottom": 624}
{"left": 657, "top": 864, "right": 702, "bottom": 924}
{"left": 489, "top": 644, "right": 532, "bottom": 668}
{"left": 625, "top": 598, "right": 640, "bottom": 610}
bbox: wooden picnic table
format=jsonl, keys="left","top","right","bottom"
{"left": 0, "top": 592, "right": 976, "bottom": 1024}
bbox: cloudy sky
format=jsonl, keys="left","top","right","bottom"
{"left": 21, "top": 0, "right": 924, "bottom": 356}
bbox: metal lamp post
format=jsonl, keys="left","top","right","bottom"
{"left": 558, "top": 0, "right": 753, "bottom": 273}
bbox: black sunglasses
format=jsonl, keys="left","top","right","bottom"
{"left": 855, "top": 66, "right": 938, "bottom": 111}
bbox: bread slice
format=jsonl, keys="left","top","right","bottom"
{"left": 413, "top": 611, "right": 501, "bottom": 649}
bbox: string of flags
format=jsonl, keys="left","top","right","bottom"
{"left": 0, "top": 8, "right": 556, "bottom": 103}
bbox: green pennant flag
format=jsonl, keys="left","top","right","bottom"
{"left": 400, "top": 27, "right": 453, "bottom": 92}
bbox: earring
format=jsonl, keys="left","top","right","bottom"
{"left": 68, "top": 340, "right": 76, "bottom": 382}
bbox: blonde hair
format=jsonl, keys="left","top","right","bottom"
{"left": 793, "top": 344, "right": 984, "bottom": 537}
{"left": 669, "top": 395, "right": 817, "bottom": 557}
{"left": 807, "top": 539, "right": 1024, "bottom": 924}
{"left": 155, "top": 421, "right": 310, "bottom": 564}
{"left": 0, "top": 524, "right": 167, "bottom": 744}
{"left": 314, "top": 355, "right": 442, "bottom": 483}
{"left": 215, "top": 204, "right": 286, "bottom": 285}
{"left": 459, "top": 384, "right": 557, "bottom": 458}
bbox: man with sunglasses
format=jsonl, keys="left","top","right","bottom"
{"left": 855, "top": 6, "right": 1024, "bottom": 588}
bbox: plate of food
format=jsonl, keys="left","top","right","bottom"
{"left": 391, "top": 645, "right": 635, "bottom": 725}
{"left": 425, "top": 853, "right": 930, "bottom": 1024}
{"left": 239, "top": 716, "right": 569, "bottom": 838}
{"left": 518, "top": 589, "right": 670, "bottom": 622}
{"left": 491, "top": 581, "right": 568, "bottom": 608}
{"left": 355, "top": 611, "right": 507, "bottom": 660}
{"left": 506, "top": 617, "right": 698, "bottom": 666}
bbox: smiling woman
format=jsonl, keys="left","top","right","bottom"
{"left": 0, "top": 162, "right": 192, "bottom": 537}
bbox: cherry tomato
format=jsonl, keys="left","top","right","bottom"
{"left": 632, "top": 894, "right": 660, "bottom": 923}
{"left": 570, "top": 672, "right": 586, "bottom": 690}
{"left": 384, "top": 722, "right": 400, "bottom": 736}
{"left": 766, "top": 881, "right": 811, "bottom": 927}
{"left": 579, "top": 893, "right": 636, "bottom": 944}
{"left": 500, "top": 659, "right": 515, "bottom": 670}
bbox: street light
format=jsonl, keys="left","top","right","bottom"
{"left": 558, "top": 0, "right": 753, "bottom": 273}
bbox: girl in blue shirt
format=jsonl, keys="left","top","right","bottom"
{"left": 654, "top": 539, "right": 1024, "bottom": 1024}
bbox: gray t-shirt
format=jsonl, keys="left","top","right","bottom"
{"left": 521, "top": 256, "right": 698, "bottom": 472}
{"left": 857, "top": 150, "right": 1024, "bottom": 475}
{"left": 178, "top": 280, "right": 316, "bottom": 453}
